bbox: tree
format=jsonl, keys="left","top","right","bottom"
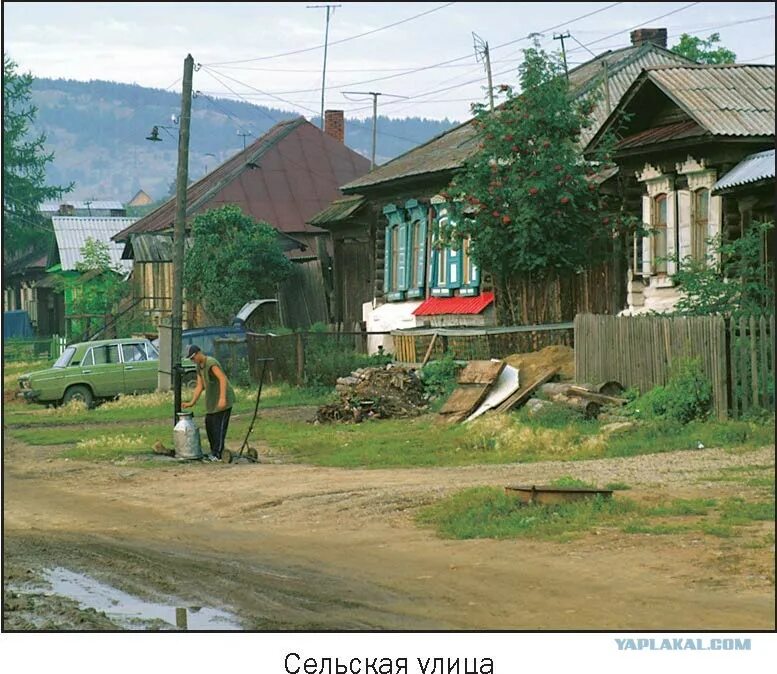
{"left": 65, "top": 237, "right": 128, "bottom": 341}
{"left": 184, "top": 205, "right": 294, "bottom": 323}
{"left": 448, "top": 40, "right": 619, "bottom": 321}
{"left": 671, "top": 220, "right": 773, "bottom": 318}
{"left": 670, "top": 33, "right": 736, "bottom": 64}
{"left": 2, "top": 54, "right": 71, "bottom": 257}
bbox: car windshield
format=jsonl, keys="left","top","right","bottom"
{"left": 53, "top": 346, "right": 76, "bottom": 368}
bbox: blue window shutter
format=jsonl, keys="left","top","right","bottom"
{"left": 397, "top": 221, "right": 410, "bottom": 291}
{"left": 383, "top": 225, "right": 392, "bottom": 293}
{"left": 405, "top": 199, "right": 427, "bottom": 296}
{"left": 382, "top": 204, "right": 404, "bottom": 295}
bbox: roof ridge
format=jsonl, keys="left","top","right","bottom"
{"left": 645, "top": 62, "right": 775, "bottom": 70}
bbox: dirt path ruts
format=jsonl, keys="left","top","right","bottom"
{"left": 3, "top": 435, "right": 774, "bottom": 630}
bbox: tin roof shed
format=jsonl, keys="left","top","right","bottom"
{"left": 50, "top": 217, "right": 137, "bottom": 272}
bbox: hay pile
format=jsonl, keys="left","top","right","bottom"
{"left": 503, "top": 345, "right": 575, "bottom": 383}
{"left": 316, "top": 364, "right": 428, "bottom": 423}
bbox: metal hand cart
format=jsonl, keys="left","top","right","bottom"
{"left": 221, "top": 357, "right": 273, "bottom": 464}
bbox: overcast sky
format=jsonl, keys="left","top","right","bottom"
{"left": 3, "top": 2, "right": 775, "bottom": 122}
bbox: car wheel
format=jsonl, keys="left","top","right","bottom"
{"left": 182, "top": 371, "right": 198, "bottom": 389}
{"left": 62, "top": 384, "right": 94, "bottom": 408}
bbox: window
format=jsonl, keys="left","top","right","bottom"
{"left": 121, "top": 343, "right": 148, "bottom": 362}
{"left": 652, "top": 194, "right": 668, "bottom": 273}
{"left": 409, "top": 220, "right": 423, "bottom": 289}
{"left": 692, "top": 188, "right": 709, "bottom": 261}
{"left": 390, "top": 225, "right": 400, "bottom": 290}
{"left": 86, "top": 344, "right": 119, "bottom": 365}
{"left": 429, "top": 207, "right": 480, "bottom": 296}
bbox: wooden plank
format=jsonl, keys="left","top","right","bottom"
{"left": 759, "top": 315, "right": 768, "bottom": 410}
{"left": 439, "top": 385, "right": 492, "bottom": 422}
{"left": 771, "top": 315, "right": 776, "bottom": 409}
{"left": 567, "top": 385, "right": 627, "bottom": 406}
{"left": 495, "top": 367, "right": 559, "bottom": 413}
{"left": 457, "top": 360, "right": 506, "bottom": 385}
{"left": 739, "top": 316, "right": 749, "bottom": 412}
{"left": 729, "top": 318, "right": 738, "bottom": 418}
{"left": 750, "top": 315, "right": 759, "bottom": 409}
{"left": 420, "top": 333, "right": 438, "bottom": 367}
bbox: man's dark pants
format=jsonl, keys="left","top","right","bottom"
{"left": 205, "top": 407, "right": 232, "bottom": 458}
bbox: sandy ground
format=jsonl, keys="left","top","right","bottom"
{"left": 2, "top": 413, "right": 775, "bottom": 631}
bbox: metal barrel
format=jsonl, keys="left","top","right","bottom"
{"left": 173, "top": 411, "right": 203, "bottom": 460}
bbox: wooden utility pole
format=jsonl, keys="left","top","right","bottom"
{"left": 553, "top": 32, "right": 571, "bottom": 80}
{"left": 473, "top": 33, "right": 494, "bottom": 111}
{"left": 172, "top": 54, "right": 193, "bottom": 424}
{"left": 308, "top": 4, "right": 341, "bottom": 129}
{"left": 342, "top": 91, "right": 408, "bottom": 169}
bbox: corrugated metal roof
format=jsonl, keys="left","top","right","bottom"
{"left": 113, "top": 117, "right": 371, "bottom": 242}
{"left": 413, "top": 291, "right": 495, "bottom": 316}
{"left": 342, "top": 44, "right": 694, "bottom": 193}
{"left": 41, "top": 200, "right": 125, "bottom": 212}
{"left": 642, "top": 64, "right": 775, "bottom": 137}
{"left": 308, "top": 195, "right": 366, "bottom": 226}
{"left": 712, "top": 149, "right": 776, "bottom": 194}
{"left": 616, "top": 119, "right": 707, "bottom": 149}
{"left": 51, "top": 217, "right": 137, "bottom": 271}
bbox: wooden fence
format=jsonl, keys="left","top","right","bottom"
{"left": 729, "top": 314, "right": 775, "bottom": 418}
{"left": 575, "top": 313, "right": 775, "bottom": 419}
{"left": 392, "top": 323, "right": 574, "bottom": 364}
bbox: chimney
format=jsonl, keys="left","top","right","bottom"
{"left": 630, "top": 28, "right": 667, "bottom": 48}
{"left": 324, "top": 109, "right": 345, "bottom": 143}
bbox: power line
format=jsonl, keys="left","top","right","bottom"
{"left": 565, "top": 13, "right": 775, "bottom": 55}
{"left": 204, "top": 3, "right": 624, "bottom": 97}
{"left": 203, "top": 2, "right": 457, "bottom": 66}
{"left": 566, "top": 2, "right": 701, "bottom": 52}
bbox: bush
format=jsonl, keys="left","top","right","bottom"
{"left": 419, "top": 353, "right": 461, "bottom": 400}
{"left": 628, "top": 358, "right": 712, "bottom": 424}
{"left": 303, "top": 334, "right": 392, "bottom": 389}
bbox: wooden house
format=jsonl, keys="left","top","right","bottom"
{"left": 585, "top": 64, "right": 775, "bottom": 314}
{"left": 314, "top": 28, "right": 693, "bottom": 350}
{"left": 113, "top": 113, "right": 371, "bottom": 329}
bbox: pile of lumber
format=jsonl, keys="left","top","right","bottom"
{"left": 316, "top": 364, "right": 428, "bottom": 423}
{"left": 528, "top": 382, "right": 627, "bottom": 419}
{"left": 439, "top": 358, "right": 626, "bottom": 423}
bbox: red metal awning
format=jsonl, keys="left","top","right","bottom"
{"left": 413, "top": 291, "right": 494, "bottom": 316}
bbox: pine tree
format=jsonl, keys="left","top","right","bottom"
{"left": 2, "top": 54, "right": 71, "bottom": 258}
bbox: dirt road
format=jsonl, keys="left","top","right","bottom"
{"left": 3, "top": 431, "right": 774, "bottom": 630}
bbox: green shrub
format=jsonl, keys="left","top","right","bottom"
{"left": 627, "top": 358, "right": 712, "bottom": 424}
{"left": 419, "top": 353, "right": 461, "bottom": 401}
{"left": 303, "top": 334, "right": 392, "bottom": 389}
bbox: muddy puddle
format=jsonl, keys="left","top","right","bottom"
{"left": 41, "top": 567, "right": 242, "bottom": 630}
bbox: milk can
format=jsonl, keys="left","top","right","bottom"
{"left": 174, "top": 411, "right": 203, "bottom": 460}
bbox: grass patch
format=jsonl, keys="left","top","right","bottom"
{"left": 548, "top": 476, "right": 597, "bottom": 489}
{"left": 605, "top": 482, "right": 631, "bottom": 491}
{"left": 697, "top": 465, "right": 775, "bottom": 490}
{"left": 9, "top": 422, "right": 170, "bottom": 447}
{"left": 251, "top": 417, "right": 472, "bottom": 468}
{"left": 417, "top": 488, "right": 773, "bottom": 542}
{"left": 719, "top": 497, "right": 775, "bottom": 524}
{"left": 61, "top": 434, "right": 157, "bottom": 461}
{"left": 4, "top": 385, "right": 334, "bottom": 427}
{"left": 647, "top": 498, "right": 717, "bottom": 516}
{"left": 416, "top": 487, "right": 637, "bottom": 540}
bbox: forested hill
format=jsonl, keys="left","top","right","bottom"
{"left": 29, "top": 77, "right": 459, "bottom": 202}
